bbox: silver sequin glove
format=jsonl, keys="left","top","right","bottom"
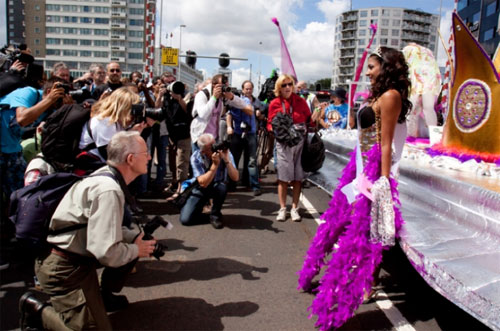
{"left": 369, "top": 176, "right": 396, "bottom": 246}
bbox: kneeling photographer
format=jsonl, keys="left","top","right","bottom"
{"left": 178, "top": 133, "right": 238, "bottom": 229}
{"left": 19, "top": 131, "right": 162, "bottom": 330}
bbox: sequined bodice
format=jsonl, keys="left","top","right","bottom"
{"left": 357, "top": 106, "right": 380, "bottom": 167}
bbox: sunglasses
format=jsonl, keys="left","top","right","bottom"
{"left": 109, "top": 69, "right": 121, "bottom": 73}
{"left": 281, "top": 82, "right": 293, "bottom": 88}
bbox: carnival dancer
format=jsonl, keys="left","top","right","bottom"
{"left": 297, "top": 46, "right": 411, "bottom": 330}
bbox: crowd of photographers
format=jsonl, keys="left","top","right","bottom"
{"left": 0, "top": 43, "right": 351, "bottom": 329}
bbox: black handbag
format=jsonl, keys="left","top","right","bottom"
{"left": 271, "top": 103, "right": 302, "bottom": 147}
{"left": 301, "top": 131, "right": 325, "bottom": 173}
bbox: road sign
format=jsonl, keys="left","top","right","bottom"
{"left": 162, "top": 48, "right": 178, "bottom": 66}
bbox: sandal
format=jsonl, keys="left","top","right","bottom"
{"left": 362, "top": 288, "right": 379, "bottom": 304}
{"left": 165, "top": 193, "right": 180, "bottom": 202}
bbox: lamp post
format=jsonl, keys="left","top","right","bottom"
{"left": 258, "top": 41, "right": 262, "bottom": 91}
{"left": 178, "top": 24, "right": 186, "bottom": 81}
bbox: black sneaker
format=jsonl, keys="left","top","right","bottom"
{"left": 209, "top": 215, "right": 223, "bottom": 229}
{"left": 253, "top": 189, "right": 262, "bottom": 196}
{"left": 101, "top": 291, "right": 129, "bottom": 312}
{"left": 19, "top": 292, "right": 45, "bottom": 330}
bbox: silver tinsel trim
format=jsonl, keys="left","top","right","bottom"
{"left": 370, "top": 176, "right": 396, "bottom": 246}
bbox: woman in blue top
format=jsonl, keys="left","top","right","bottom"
{"left": 319, "top": 87, "right": 348, "bottom": 129}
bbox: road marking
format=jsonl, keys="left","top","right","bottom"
{"left": 301, "top": 192, "right": 415, "bottom": 331}
{"left": 300, "top": 193, "right": 323, "bottom": 225}
{"left": 375, "top": 290, "right": 416, "bottom": 331}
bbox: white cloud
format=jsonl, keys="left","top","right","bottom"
{"left": 317, "top": 0, "right": 351, "bottom": 23}
{"left": 157, "top": 0, "right": 336, "bottom": 84}
{"left": 437, "top": 9, "right": 454, "bottom": 67}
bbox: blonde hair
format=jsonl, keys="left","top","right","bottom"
{"left": 91, "top": 87, "right": 140, "bottom": 127}
{"left": 273, "top": 74, "right": 296, "bottom": 98}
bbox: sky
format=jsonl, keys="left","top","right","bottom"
{"left": 157, "top": 0, "right": 457, "bottom": 89}
{"left": 0, "top": 0, "right": 456, "bottom": 89}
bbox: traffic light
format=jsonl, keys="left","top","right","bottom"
{"left": 219, "top": 53, "right": 230, "bottom": 68}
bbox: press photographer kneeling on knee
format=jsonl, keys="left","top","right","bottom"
{"left": 179, "top": 133, "right": 239, "bottom": 229}
{"left": 19, "top": 131, "right": 158, "bottom": 330}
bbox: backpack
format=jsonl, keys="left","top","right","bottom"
{"left": 41, "top": 104, "right": 94, "bottom": 172}
{"left": 301, "top": 132, "right": 325, "bottom": 173}
{"left": 8, "top": 172, "right": 114, "bottom": 250}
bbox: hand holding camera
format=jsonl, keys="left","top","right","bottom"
{"left": 134, "top": 232, "right": 157, "bottom": 258}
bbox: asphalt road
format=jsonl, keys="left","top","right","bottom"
{"left": 0, "top": 171, "right": 492, "bottom": 330}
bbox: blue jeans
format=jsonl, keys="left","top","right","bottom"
{"left": 179, "top": 182, "right": 227, "bottom": 225}
{"left": 154, "top": 135, "right": 169, "bottom": 185}
{"left": 229, "top": 132, "right": 260, "bottom": 190}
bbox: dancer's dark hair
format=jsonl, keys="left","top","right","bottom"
{"left": 368, "top": 46, "right": 412, "bottom": 123}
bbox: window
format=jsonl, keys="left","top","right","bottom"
{"left": 430, "top": 35, "right": 436, "bottom": 42}
{"left": 371, "top": 9, "right": 378, "bottom": 16}
{"left": 94, "top": 51, "right": 109, "bottom": 58}
{"left": 35, "top": 39, "right": 40, "bottom": 45}
{"left": 95, "top": 18, "right": 109, "bottom": 24}
{"left": 391, "top": 39, "right": 399, "bottom": 46}
{"left": 472, "top": 11, "right": 480, "bottom": 23}
{"left": 129, "top": 8, "right": 144, "bottom": 15}
{"left": 128, "top": 53, "right": 143, "bottom": 59}
{"left": 94, "top": 40, "right": 109, "bottom": 47}
{"left": 358, "top": 39, "right": 365, "bottom": 46}
{"left": 359, "top": 20, "right": 367, "bottom": 27}
{"left": 46, "top": 4, "right": 60, "bottom": 11}
{"left": 35, "top": 50, "right": 40, "bottom": 56}
{"left": 47, "top": 49, "right": 60, "bottom": 55}
{"left": 393, "top": 9, "right": 401, "bottom": 17}
{"left": 128, "top": 41, "right": 143, "bottom": 48}
{"left": 63, "top": 16, "right": 77, "bottom": 23}
{"left": 128, "top": 30, "right": 143, "bottom": 37}
{"left": 457, "top": 0, "right": 468, "bottom": 11}
{"left": 81, "top": 28, "right": 92, "bottom": 35}
{"left": 35, "top": 27, "right": 40, "bottom": 33}
{"left": 380, "top": 38, "right": 388, "bottom": 45}
{"left": 47, "top": 38, "right": 60, "bottom": 44}
{"left": 129, "top": 0, "right": 144, "bottom": 3}
{"left": 129, "top": 19, "right": 144, "bottom": 26}
{"left": 81, "top": 17, "right": 91, "bottom": 23}
{"left": 393, "top": 19, "right": 400, "bottom": 26}
{"left": 360, "top": 10, "right": 368, "bottom": 17}
{"left": 486, "top": 1, "right": 496, "bottom": 16}
{"left": 35, "top": 16, "right": 40, "bottom": 22}
{"left": 80, "top": 39, "right": 92, "bottom": 46}
{"left": 381, "top": 29, "right": 388, "bottom": 36}
{"left": 94, "top": 29, "right": 109, "bottom": 36}
{"left": 371, "top": 19, "right": 377, "bottom": 25}
{"left": 483, "top": 27, "right": 494, "bottom": 40}
{"left": 82, "top": 6, "right": 90, "bottom": 12}
{"left": 47, "top": 27, "right": 61, "bottom": 33}
{"left": 382, "top": 19, "right": 389, "bottom": 26}
{"left": 63, "top": 39, "right": 78, "bottom": 45}
{"left": 35, "top": 4, "right": 40, "bottom": 10}
{"left": 63, "top": 50, "right": 78, "bottom": 56}
{"left": 62, "top": 28, "right": 77, "bottom": 34}
{"left": 80, "top": 51, "right": 92, "bottom": 57}
{"left": 382, "top": 9, "right": 390, "bottom": 16}
{"left": 392, "top": 29, "right": 399, "bottom": 37}
{"left": 359, "top": 29, "right": 367, "bottom": 36}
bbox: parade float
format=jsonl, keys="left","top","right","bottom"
{"left": 308, "top": 13, "right": 500, "bottom": 330}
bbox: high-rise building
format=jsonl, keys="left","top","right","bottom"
{"left": 7, "top": 0, "right": 155, "bottom": 78}
{"left": 332, "top": 7, "right": 440, "bottom": 89}
{"left": 457, "top": 0, "right": 500, "bottom": 57}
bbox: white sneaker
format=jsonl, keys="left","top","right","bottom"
{"left": 276, "top": 207, "right": 287, "bottom": 222}
{"left": 290, "top": 208, "right": 301, "bottom": 222}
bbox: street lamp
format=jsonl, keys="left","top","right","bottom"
{"left": 178, "top": 24, "right": 186, "bottom": 81}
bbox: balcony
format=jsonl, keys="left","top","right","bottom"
{"left": 111, "top": 46, "right": 126, "bottom": 51}
{"left": 343, "top": 14, "right": 358, "bottom": 22}
{"left": 111, "top": 23, "right": 126, "bottom": 29}
{"left": 110, "top": 57, "right": 125, "bottom": 62}
{"left": 110, "top": 34, "right": 126, "bottom": 40}
{"left": 111, "top": 12, "right": 127, "bottom": 18}
{"left": 341, "top": 33, "right": 356, "bottom": 40}
{"left": 111, "top": 1, "right": 127, "bottom": 6}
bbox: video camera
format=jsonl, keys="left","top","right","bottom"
{"left": 141, "top": 216, "right": 169, "bottom": 260}
{"left": 131, "top": 103, "right": 165, "bottom": 124}
{"left": 211, "top": 140, "right": 230, "bottom": 153}
{"left": 55, "top": 82, "right": 91, "bottom": 104}
{"left": 0, "top": 45, "right": 34, "bottom": 71}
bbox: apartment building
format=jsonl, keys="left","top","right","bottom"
{"left": 332, "top": 7, "right": 440, "bottom": 89}
{"left": 6, "top": 0, "right": 153, "bottom": 77}
{"left": 457, "top": 0, "right": 500, "bottom": 56}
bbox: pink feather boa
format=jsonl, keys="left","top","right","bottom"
{"left": 297, "top": 144, "right": 404, "bottom": 330}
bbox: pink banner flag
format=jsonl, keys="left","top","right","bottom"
{"left": 271, "top": 17, "right": 297, "bottom": 80}
{"left": 350, "top": 24, "right": 377, "bottom": 107}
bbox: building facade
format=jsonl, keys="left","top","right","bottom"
{"left": 6, "top": 0, "right": 155, "bottom": 78}
{"left": 332, "top": 7, "right": 440, "bottom": 89}
{"left": 457, "top": 0, "right": 500, "bottom": 57}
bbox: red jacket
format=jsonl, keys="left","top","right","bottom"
{"left": 267, "top": 93, "right": 312, "bottom": 131}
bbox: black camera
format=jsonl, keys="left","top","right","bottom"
{"left": 73, "top": 78, "right": 93, "bottom": 89}
{"left": 55, "top": 82, "right": 71, "bottom": 94}
{"left": 69, "top": 89, "right": 91, "bottom": 103}
{"left": 211, "top": 140, "right": 230, "bottom": 153}
{"left": 222, "top": 86, "right": 232, "bottom": 93}
{"left": 141, "top": 216, "right": 169, "bottom": 260}
{"left": 131, "top": 103, "right": 165, "bottom": 123}
{"left": 166, "top": 81, "right": 185, "bottom": 95}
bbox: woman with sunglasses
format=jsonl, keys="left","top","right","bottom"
{"left": 298, "top": 46, "right": 411, "bottom": 329}
{"left": 267, "top": 74, "right": 312, "bottom": 222}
